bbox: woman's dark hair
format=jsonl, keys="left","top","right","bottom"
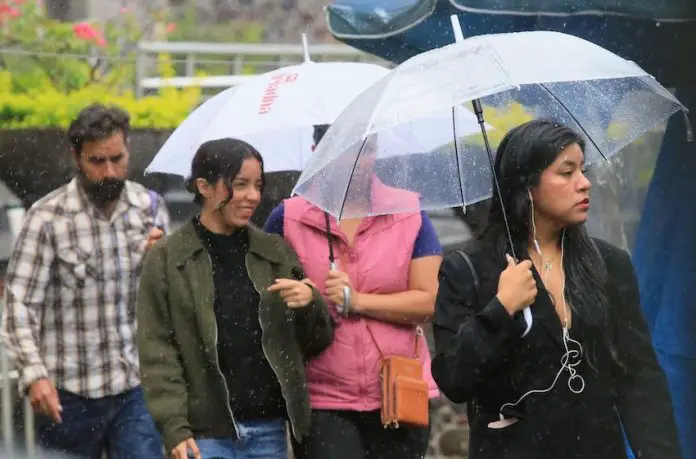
{"left": 67, "top": 103, "right": 130, "bottom": 155}
{"left": 185, "top": 138, "right": 265, "bottom": 206}
{"left": 481, "top": 119, "right": 618, "bottom": 366}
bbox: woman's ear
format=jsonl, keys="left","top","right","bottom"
{"left": 527, "top": 185, "right": 542, "bottom": 204}
{"left": 195, "top": 178, "right": 212, "bottom": 200}
{"left": 526, "top": 186, "right": 542, "bottom": 215}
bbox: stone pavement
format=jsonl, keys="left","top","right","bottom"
{"left": 426, "top": 397, "right": 470, "bottom": 459}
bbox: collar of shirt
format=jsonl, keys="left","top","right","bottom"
{"left": 63, "top": 178, "right": 149, "bottom": 221}
{"left": 193, "top": 217, "right": 250, "bottom": 256}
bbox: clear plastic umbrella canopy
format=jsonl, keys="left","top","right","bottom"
{"left": 293, "top": 30, "right": 688, "bottom": 219}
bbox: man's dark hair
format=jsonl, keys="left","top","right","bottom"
{"left": 67, "top": 103, "right": 130, "bottom": 155}
{"left": 185, "top": 138, "right": 265, "bottom": 206}
{"left": 313, "top": 124, "right": 330, "bottom": 145}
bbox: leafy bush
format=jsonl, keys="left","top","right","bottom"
{"left": 0, "top": 1, "right": 200, "bottom": 129}
{"left": 438, "top": 102, "right": 535, "bottom": 151}
{"left": 0, "top": 0, "right": 164, "bottom": 93}
{"left": 0, "top": 67, "right": 201, "bottom": 129}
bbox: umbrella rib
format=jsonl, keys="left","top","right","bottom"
{"left": 539, "top": 83, "right": 607, "bottom": 161}
{"left": 451, "top": 106, "right": 467, "bottom": 207}
{"left": 338, "top": 137, "right": 370, "bottom": 220}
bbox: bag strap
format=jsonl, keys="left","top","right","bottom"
{"left": 365, "top": 321, "right": 422, "bottom": 361}
{"left": 148, "top": 190, "right": 159, "bottom": 225}
{"left": 454, "top": 250, "right": 480, "bottom": 302}
{"left": 336, "top": 252, "right": 422, "bottom": 360}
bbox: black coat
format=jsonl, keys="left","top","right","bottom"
{"left": 432, "top": 238, "right": 681, "bottom": 459}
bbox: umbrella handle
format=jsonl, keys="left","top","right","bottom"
{"left": 521, "top": 307, "right": 533, "bottom": 337}
{"left": 329, "top": 262, "right": 352, "bottom": 316}
{"left": 342, "top": 286, "right": 352, "bottom": 315}
{"left": 509, "top": 254, "right": 533, "bottom": 337}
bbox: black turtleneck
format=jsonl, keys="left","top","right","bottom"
{"left": 193, "top": 218, "right": 285, "bottom": 421}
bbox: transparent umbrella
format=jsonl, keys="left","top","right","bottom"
{"left": 293, "top": 22, "right": 689, "bottom": 326}
{"left": 294, "top": 26, "right": 688, "bottom": 220}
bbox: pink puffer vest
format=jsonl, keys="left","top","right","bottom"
{"left": 282, "top": 184, "right": 439, "bottom": 411}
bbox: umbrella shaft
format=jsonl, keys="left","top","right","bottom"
{"left": 472, "top": 99, "right": 518, "bottom": 260}
{"left": 324, "top": 211, "right": 335, "bottom": 263}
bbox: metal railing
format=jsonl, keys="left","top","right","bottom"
{"left": 139, "top": 74, "right": 255, "bottom": 90}
{"left": 1, "top": 203, "right": 36, "bottom": 457}
{"left": 0, "top": 339, "right": 36, "bottom": 458}
{"left": 134, "top": 41, "right": 387, "bottom": 96}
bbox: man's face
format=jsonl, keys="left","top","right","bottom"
{"left": 74, "top": 131, "right": 130, "bottom": 205}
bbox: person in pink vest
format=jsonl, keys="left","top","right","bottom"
{"left": 264, "top": 125, "right": 443, "bottom": 459}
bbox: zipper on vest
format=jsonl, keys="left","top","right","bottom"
{"left": 246, "top": 256, "right": 300, "bottom": 441}
{"left": 207, "top": 253, "right": 241, "bottom": 437}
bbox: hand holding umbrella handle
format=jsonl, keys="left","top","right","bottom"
{"left": 508, "top": 255, "right": 533, "bottom": 338}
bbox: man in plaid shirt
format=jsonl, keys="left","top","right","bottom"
{"left": 1, "top": 104, "right": 170, "bottom": 458}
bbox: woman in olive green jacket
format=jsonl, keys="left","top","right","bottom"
{"left": 137, "top": 138, "right": 334, "bottom": 459}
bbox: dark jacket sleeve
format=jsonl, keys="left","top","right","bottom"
{"left": 611, "top": 248, "right": 682, "bottom": 459}
{"left": 431, "top": 252, "right": 522, "bottom": 404}
{"left": 282, "top": 244, "right": 335, "bottom": 360}
{"left": 136, "top": 242, "right": 191, "bottom": 453}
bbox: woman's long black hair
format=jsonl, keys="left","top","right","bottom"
{"left": 185, "top": 138, "right": 265, "bottom": 207}
{"left": 480, "top": 119, "right": 619, "bottom": 366}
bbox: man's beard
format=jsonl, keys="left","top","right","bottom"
{"left": 78, "top": 172, "right": 125, "bottom": 207}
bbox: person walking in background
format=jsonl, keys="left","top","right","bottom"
{"left": 0, "top": 103, "right": 169, "bottom": 458}
{"left": 137, "top": 138, "right": 334, "bottom": 459}
{"left": 432, "top": 119, "right": 681, "bottom": 459}
{"left": 263, "top": 125, "right": 442, "bottom": 459}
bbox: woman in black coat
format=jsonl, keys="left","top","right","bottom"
{"left": 432, "top": 119, "right": 681, "bottom": 459}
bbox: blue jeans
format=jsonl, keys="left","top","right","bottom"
{"left": 196, "top": 418, "right": 287, "bottom": 459}
{"left": 35, "top": 386, "right": 163, "bottom": 459}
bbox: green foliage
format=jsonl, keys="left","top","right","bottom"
{"left": 0, "top": 64, "right": 201, "bottom": 129}
{"left": 476, "top": 102, "right": 535, "bottom": 147}
{"left": 0, "top": 0, "right": 158, "bottom": 93}
{"left": 166, "top": 3, "right": 266, "bottom": 75}
{"left": 0, "top": 1, "right": 201, "bottom": 129}
{"left": 443, "top": 101, "right": 535, "bottom": 150}
{"left": 168, "top": 2, "right": 265, "bottom": 44}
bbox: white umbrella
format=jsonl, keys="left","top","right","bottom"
{"left": 145, "top": 86, "right": 314, "bottom": 176}
{"left": 146, "top": 36, "right": 389, "bottom": 176}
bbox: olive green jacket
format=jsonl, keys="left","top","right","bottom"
{"left": 136, "top": 221, "right": 334, "bottom": 452}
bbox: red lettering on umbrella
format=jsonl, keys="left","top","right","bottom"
{"left": 258, "top": 73, "right": 299, "bottom": 115}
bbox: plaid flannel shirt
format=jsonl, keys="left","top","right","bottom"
{"left": 1, "top": 179, "right": 170, "bottom": 397}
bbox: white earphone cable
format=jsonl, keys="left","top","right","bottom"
{"left": 498, "top": 193, "right": 586, "bottom": 420}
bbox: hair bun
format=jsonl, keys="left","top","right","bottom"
{"left": 184, "top": 178, "right": 197, "bottom": 193}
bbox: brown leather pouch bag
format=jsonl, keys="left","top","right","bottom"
{"left": 367, "top": 325, "right": 429, "bottom": 428}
